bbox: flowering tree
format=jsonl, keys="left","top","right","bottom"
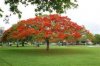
{"left": 1, "top": 23, "right": 35, "bottom": 47}
{"left": 2, "top": 14, "right": 85, "bottom": 50}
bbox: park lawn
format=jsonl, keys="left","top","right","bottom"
{"left": 0, "top": 45, "right": 100, "bottom": 66}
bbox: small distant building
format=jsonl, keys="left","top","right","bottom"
{"left": 86, "top": 39, "right": 93, "bottom": 45}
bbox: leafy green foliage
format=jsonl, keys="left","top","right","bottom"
{"left": 93, "top": 34, "right": 100, "bottom": 44}
{"left": 0, "top": 8, "right": 3, "bottom": 17}
{"left": 1, "top": 0, "right": 78, "bottom": 18}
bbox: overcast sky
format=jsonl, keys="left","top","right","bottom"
{"left": 0, "top": 0, "right": 100, "bottom": 34}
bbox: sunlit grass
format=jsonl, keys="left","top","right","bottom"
{"left": 0, "top": 45, "right": 100, "bottom": 66}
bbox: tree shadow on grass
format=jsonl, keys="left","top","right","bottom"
{"left": 0, "top": 47, "right": 91, "bottom": 56}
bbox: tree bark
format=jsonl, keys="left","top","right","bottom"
{"left": 17, "top": 43, "right": 19, "bottom": 47}
{"left": 16, "top": 40, "right": 19, "bottom": 47}
{"left": 0, "top": 43, "right": 2, "bottom": 46}
{"left": 22, "top": 41, "right": 24, "bottom": 47}
{"left": 37, "top": 44, "right": 40, "bottom": 47}
{"left": 45, "top": 38, "right": 49, "bottom": 51}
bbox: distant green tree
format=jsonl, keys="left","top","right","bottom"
{"left": 93, "top": 34, "right": 100, "bottom": 44}
{"left": 0, "top": 0, "right": 78, "bottom": 18}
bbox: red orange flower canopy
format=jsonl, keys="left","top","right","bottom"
{"left": 3, "top": 14, "right": 84, "bottom": 42}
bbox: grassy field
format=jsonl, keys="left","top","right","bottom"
{"left": 0, "top": 45, "right": 100, "bottom": 66}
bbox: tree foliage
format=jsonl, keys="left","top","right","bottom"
{"left": 2, "top": 14, "right": 83, "bottom": 41}
{"left": 0, "top": 0, "right": 78, "bottom": 18}
{"left": 93, "top": 34, "right": 100, "bottom": 44}
{"left": 2, "top": 14, "right": 87, "bottom": 50}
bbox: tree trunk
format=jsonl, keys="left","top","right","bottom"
{"left": 45, "top": 38, "right": 49, "bottom": 51}
{"left": 16, "top": 40, "right": 19, "bottom": 47}
{"left": 17, "top": 43, "right": 19, "bottom": 47}
{"left": 37, "top": 44, "right": 40, "bottom": 47}
{"left": 62, "top": 42, "right": 64, "bottom": 46}
{"left": 0, "top": 43, "right": 2, "bottom": 46}
{"left": 22, "top": 43, "right": 24, "bottom": 47}
{"left": 22, "top": 42, "right": 24, "bottom": 47}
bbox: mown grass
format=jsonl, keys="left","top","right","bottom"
{"left": 0, "top": 45, "right": 100, "bottom": 66}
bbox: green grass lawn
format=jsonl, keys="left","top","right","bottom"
{"left": 0, "top": 45, "right": 100, "bottom": 66}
